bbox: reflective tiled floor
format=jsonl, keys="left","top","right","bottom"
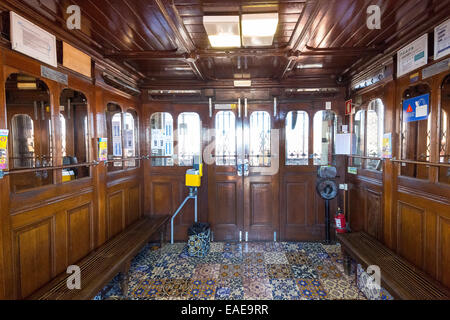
{"left": 94, "top": 242, "right": 393, "bottom": 300}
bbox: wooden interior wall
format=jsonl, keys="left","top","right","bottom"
{"left": 347, "top": 62, "right": 450, "bottom": 289}
{"left": 0, "top": 48, "right": 144, "bottom": 299}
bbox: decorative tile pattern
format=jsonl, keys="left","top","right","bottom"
{"left": 321, "top": 278, "right": 366, "bottom": 300}
{"left": 243, "top": 278, "right": 273, "bottom": 300}
{"left": 264, "top": 252, "right": 289, "bottom": 264}
{"left": 243, "top": 252, "right": 265, "bottom": 265}
{"left": 95, "top": 241, "right": 383, "bottom": 301}
{"left": 215, "top": 278, "right": 244, "bottom": 300}
{"left": 266, "top": 264, "right": 293, "bottom": 279}
{"left": 285, "top": 252, "right": 310, "bottom": 265}
{"left": 210, "top": 242, "right": 224, "bottom": 252}
{"left": 192, "top": 264, "right": 221, "bottom": 280}
{"left": 291, "top": 264, "right": 318, "bottom": 279}
{"left": 188, "top": 279, "right": 217, "bottom": 300}
{"left": 270, "top": 279, "right": 301, "bottom": 300}
{"left": 219, "top": 264, "right": 243, "bottom": 279}
{"left": 296, "top": 279, "right": 328, "bottom": 300}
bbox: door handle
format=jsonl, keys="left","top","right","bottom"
{"left": 244, "top": 163, "right": 249, "bottom": 176}
{"left": 237, "top": 161, "right": 243, "bottom": 176}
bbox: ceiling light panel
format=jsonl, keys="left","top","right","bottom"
{"left": 241, "top": 13, "right": 278, "bottom": 47}
{"left": 203, "top": 16, "right": 241, "bottom": 48}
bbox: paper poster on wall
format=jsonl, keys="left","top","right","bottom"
{"left": 397, "top": 34, "right": 428, "bottom": 77}
{"left": 98, "top": 138, "right": 108, "bottom": 161}
{"left": 0, "top": 129, "right": 9, "bottom": 170}
{"left": 382, "top": 133, "right": 392, "bottom": 159}
{"left": 402, "top": 94, "right": 430, "bottom": 123}
{"left": 434, "top": 19, "right": 450, "bottom": 60}
{"left": 10, "top": 12, "right": 57, "bottom": 67}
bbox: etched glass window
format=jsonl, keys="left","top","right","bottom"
{"left": 215, "top": 111, "right": 236, "bottom": 166}
{"left": 313, "top": 110, "right": 338, "bottom": 166}
{"left": 151, "top": 112, "right": 173, "bottom": 166}
{"left": 366, "top": 99, "right": 384, "bottom": 170}
{"left": 353, "top": 110, "right": 365, "bottom": 167}
{"left": 286, "top": 111, "right": 309, "bottom": 165}
{"left": 178, "top": 112, "right": 201, "bottom": 166}
{"left": 124, "top": 110, "right": 138, "bottom": 167}
{"left": 249, "top": 111, "right": 271, "bottom": 167}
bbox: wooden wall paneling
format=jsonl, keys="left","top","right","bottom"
{"left": 13, "top": 217, "right": 54, "bottom": 299}
{"left": 0, "top": 48, "right": 13, "bottom": 299}
{"left": 10, "top": 190, "right": 94, "bottom": 298}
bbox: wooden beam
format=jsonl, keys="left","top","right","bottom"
{"left": 153, "top": 0, "right": 205, "bottom": 81}
{"left": 278, "top": 0, "right": 322, "bottom": 79}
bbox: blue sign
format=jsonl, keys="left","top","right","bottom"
{"left": 403, "top": 94, "right": 429, "bottom": 122}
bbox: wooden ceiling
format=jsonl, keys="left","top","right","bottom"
{"left": 1, "top": 0, "right": 450, "bottom": 91}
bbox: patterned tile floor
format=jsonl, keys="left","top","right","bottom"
{"left": 94, "top": 241, "right": 393, "bottom": 300}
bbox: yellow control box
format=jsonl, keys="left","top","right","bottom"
{"left": 185, "top": 164, "right": 203, "bottom": 187}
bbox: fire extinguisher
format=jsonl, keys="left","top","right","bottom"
{"left": 335, "top": 207, "right": 347, "bottom": 234}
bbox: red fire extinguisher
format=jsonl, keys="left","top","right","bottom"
{"left": 335, "top": 207, "right": 347, "bottom": 234}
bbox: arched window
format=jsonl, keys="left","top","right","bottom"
{"left": 249, "top": 111, "right": 271, "bottom": 167}
{"left": 366, "top": 99, "right": 384, "bottom": 170}
{"left": 285, "top": 111, "right": 309, "bottom": 165}
{"left": 151, "top": 112, "right": 173, "bottom": 166}
{"left": 11, "top": 114, "right": 35, "bottom": 169}
{"left": 353, "top": 109, "right": 365, "bottom": 167}
{"left": 215, "top": 111, "right": 236, "bottom": 166}
{"left": 106, "top": 104, "right": 140, "bottom": 170}
{"left": 6, "top": 73, "right": 53, "bottom": 192}
{"left": 313, "top": 110, "right": 338, "bottom": 166}
{"left": 124, "top": 110, "right": 138, "bottom": 167}
{"left": 178, "top": 112, "right": 201, "bottom": 166}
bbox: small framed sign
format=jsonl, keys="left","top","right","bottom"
{"left": 10, "top": 12, "right": 57, "bottom": 67}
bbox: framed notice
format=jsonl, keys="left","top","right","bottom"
{"left": 10, "top": 11, "right": 57, "bottom": 67}
{"left": 397, "top": 34, "right": 428, "bottom": 77}
{"left": 0, "top": 129, "right": 9, "bottom": 170}
{"left": 98, "top": 138, "right": 108, "bottom": 161}
{"left": 435, "top": 19, "right": 450, "bottom": 60}
{"left": 403, "top": 94, "right": 430, "bottom": 123}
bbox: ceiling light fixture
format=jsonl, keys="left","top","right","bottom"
{"left": 241, "top": 13, "right": 279, "bottom": 47}
{"left": 234, "top": 80, "right": 252, "bottom": 87}
{"left": 297, "top": 63, "right": 324, "bottom": 69}
{"left": 203, "top": 16, "right": 241, "bottom": 48}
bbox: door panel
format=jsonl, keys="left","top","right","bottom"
{"left": 208, "top": 105, "right": 279, "bottom": 241}
{"left": 208, "top": 110, "right": 243, "bottom": 241}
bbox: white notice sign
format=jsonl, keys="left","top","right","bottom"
{"left": 397, "top": 34, "right": 428, "bottom": 77}
{"left": 435, "top": 19, "right": 450, "bottom": 60}
{"left": 10, "top": 12, "right": 57, "bottom": 67}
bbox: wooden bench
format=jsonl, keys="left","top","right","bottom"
{"left": 28, "top": 215, "right": 170, "bottom": 300}
{"left": 337, "top": 232, "right": 450, "bottom": 300}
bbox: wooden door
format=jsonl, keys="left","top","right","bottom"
{"left": 207, "top": 104, "right": 280, "bottom": 241}
{"left": 243, "top": 105, "right": 279, "bottom": 241}
{"left": 207, "top": 109, "right": 244, "bottom": 241}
